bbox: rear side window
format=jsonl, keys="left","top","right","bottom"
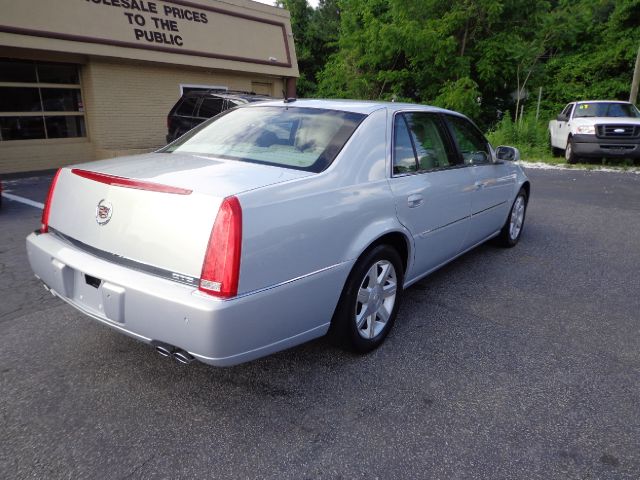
{"left": 393, "top": 115, "right": 417, "bottom": 174}
{"left": 404, "top": 113, "right": 458, "bottom": 170}
{"left": 446, "top": 115, "right": 492, "bottom": 165}
{"left": 198, "top": 97, "right": 224, "bottom": 118}
{"left": 175, "top": 97, "right": 198, "bottom": 117}
{"left": 393, "top": 112, "right": 459, "bottom": 175}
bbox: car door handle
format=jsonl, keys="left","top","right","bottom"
{"left": 475, "top": 181, "right": 487, "bottom": 190}
{"left": 407, "top": 194, "right": 424, "bottom": 208}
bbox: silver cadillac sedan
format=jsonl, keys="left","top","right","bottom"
{"left": 26, "top": 100, "right": 530, "bottom": 366}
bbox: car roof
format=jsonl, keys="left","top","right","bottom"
{"left": 244, "top": 98, "right": 461, "bottom": 116}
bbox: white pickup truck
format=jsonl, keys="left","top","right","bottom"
{"left": 548, "top": 100, "right": 640, "bottom": 163}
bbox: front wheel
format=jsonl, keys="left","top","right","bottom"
{"left": 565, "top": 138, "right": 579, "bottom": 164}
{"left": 495, "top": 189, "right": 528, "bottom": 248}
{"left": 330, "top": 245, "right": 404, "bottom": 353}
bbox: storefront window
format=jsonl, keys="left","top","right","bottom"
{"left": 0, "top": 59, "right": 86, "bottom": 142}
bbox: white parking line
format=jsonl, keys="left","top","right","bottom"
{"left": 1, "top": 192, "right": 44, "bottom": 210}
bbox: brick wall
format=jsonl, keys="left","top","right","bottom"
{"left": 83, "top": 58, "right": 282, "bottom": 156}
{"left": 0, "top": 57, "right": 283, "bottom": 173}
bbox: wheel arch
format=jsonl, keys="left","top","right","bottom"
{"left": 329, "top": 228, "right": 412, "bottom": 338}
{"left": 521, "top": 180, "right": 531, "bottom": 200}
{"left": 362, "top": 231, "right": 411, "bottom": 275}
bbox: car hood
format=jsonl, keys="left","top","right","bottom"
{"left": 572, "top": 117, "right": 640, "bottom": 126}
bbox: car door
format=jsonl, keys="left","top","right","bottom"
{"left": 388, "top": 111, "right": 474, "bottom": 279}
{"left": 444, "top": 114, "right": 516, "bottom": 246}
{"left": 554, "top": 103, "right": 574, "bottom": 148}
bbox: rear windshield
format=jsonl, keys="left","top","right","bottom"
{"left": 162, "top": 106, "right": 366, "bottom": 172}
{"left": 574, "top": 102, "right": 640, "bottom": 118}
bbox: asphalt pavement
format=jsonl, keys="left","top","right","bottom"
{"left": 1, "top": 168, "right": 639, "bottom": 479}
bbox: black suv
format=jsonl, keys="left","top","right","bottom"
{"left": 166, "top": 90, "right": 272, "bottom": 143}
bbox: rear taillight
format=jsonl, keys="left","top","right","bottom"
{"left": 41, "top": 168, "right": 62, "bottom": 233}
{"left": 199, "top": 196, "right": 242, "bottom": 298}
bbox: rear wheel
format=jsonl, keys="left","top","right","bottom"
{"left": 565, "top": 138, "right": 579, "bottom": 164}
{"left": 330, "top": 245, "right": 404, "bottom": 353}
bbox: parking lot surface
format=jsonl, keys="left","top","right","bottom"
{"left": 1, "top": 168, "right": 639, "bottom": 479}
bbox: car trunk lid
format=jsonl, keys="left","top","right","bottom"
{"left": 47, "top": 152, "right": 312, "bottom": 280}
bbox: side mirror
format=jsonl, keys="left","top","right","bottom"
{"left": 557, "top": 113, "right": 568, "bottom": 122}
{"left": 496, "top": 146, "right": 520, "bottom": 162}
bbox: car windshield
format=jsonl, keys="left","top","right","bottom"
{"left": 163, "top": 106, "right": 366, "bottom": 172}
{"left": 573, "top": 102, "right": 640, "bottom": 118}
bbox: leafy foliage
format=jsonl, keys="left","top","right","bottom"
{"left": 285, "top": 0, "right": 639, "bottom": 133}
{"left": 487, "top": 112, "right": 551, "bottom": 160}
{"left": 277, "top": 0, "right": 340, "bottom": 97}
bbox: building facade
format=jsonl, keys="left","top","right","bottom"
{"left": 0, "top": 0, "right": 298, "bottom": 174}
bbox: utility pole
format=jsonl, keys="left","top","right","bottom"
{"left": 536, "top": 87, "right": 542, "bottom": 121}
{"left": 630, "top": 44, "right": 640, "bottom": 104}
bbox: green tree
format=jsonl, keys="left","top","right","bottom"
{"left": 278, "top": 0, "right": 341, "bottom": 97}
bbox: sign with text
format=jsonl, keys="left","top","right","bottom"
{"left": 0, "top": 0, "right": 292, "bottom": 69}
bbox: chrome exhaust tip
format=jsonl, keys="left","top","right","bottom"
{"left": 173, "top": 350, "right": 195, "bottom": 365}
{"left": 155, "top": 345, "right": 174, "bottom": 358}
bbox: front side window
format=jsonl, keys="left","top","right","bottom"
{"left": 0, "top": 58, "right": 86, "bottom": 142}
{"left": 561, "top": 103, "right": 574, "bottom": 118}
{"left": 163, "top": 106, "right": 366, "bottom": 173}
{"left": 446, "top": 115, "right": 492, "bottom": 165}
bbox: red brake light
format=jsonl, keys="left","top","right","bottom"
{"left": 41, "top": 168, "right": 62, "bottom": 233}
{"left": 71, "top": 169, "right": 192, "bottom": 195}
{"left": 199, "top": 197, "right": 242, "bottom": 298}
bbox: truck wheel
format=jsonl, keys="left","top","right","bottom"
{"left": 565, "top": 138, "right": 579, "bottom": 164}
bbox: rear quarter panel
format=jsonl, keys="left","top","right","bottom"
{"left": 236, "top": 108, "right": 412, "bottom": 295}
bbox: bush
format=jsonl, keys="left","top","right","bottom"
{"left": 486, "top": 112, "right": 552, "bottom": 161}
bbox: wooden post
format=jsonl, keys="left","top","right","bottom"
{"left": 536, "top": 87, "right": 542, "bottom": 121}
{"left": 630, "top": 44, "right": 640, "bottom": 104}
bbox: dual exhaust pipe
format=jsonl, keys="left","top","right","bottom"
{"left": 154, "top": 342, "right": 195, "bottom": 365}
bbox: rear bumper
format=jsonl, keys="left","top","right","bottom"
{"left": 572, "top": 134, "right": 640, "bottom": 159}
{"left": 26, "top": 232, "right": 350, "bottom": 366}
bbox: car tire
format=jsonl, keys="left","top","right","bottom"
{"left": 330, "top": 244, "right": 404, "bottom": 353}
{"left": 565, "top": 138, "right": 579, "bottom": 164}
{"left": 495, "top": 189, "right": 528, "bottom": 248}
